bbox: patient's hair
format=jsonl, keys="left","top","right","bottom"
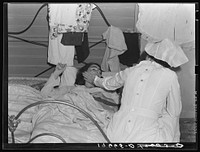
{"left": 75, "top": 62, "right": 102, "bottom": 85}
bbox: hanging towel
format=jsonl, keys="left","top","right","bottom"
{"left": 48, "top": 4, "right": 78, "bottom": 65}
{"left": 101, "top": 25, "right": 127, "bottom": 72}
{"left": 48, "top": 33, "right": 75, "bottom": 66}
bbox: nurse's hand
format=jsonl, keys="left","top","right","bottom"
{"left": 83, "top": 71, "right": 96, "bottom": 84}
{"left": 53, "top": 63, "right": 67, "bottom": 79}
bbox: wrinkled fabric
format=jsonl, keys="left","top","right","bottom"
{"left": 8, "top": 78, "right": 119, "bottom": 143}
{"left": 30, "top": 74, "right": 119, "bottom": 143}
{"left": 8, "top": 84, "right": 43, "bottom": 143}
{"left": 101, "top": 25, "right": 127, "bottom": 72}
{"left": 31, "top": 86, "right": 118, "bottom": 143}
{"left": 94, "top": 60, "right": 182, "bottom": 142}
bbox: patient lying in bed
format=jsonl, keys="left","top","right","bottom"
{"left": 31, "top": 63, "right": 120, "bottom": 143}
{"left": 41, "top": 62, "right": 120, "bottom": 109}
{"left": 8, "top": 63, "right": 120, "bottom": 143}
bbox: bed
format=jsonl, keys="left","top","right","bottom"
{"left": 7, "top": 76, "right": 196, "bottom": 144}
{"left": 7, "top": 3, "right": 120, "bottom": 143}
{"left": 8, "top": 75, "right": 120, "bottom": 143}
{"left": 6, "top": 3, "right": 196, "bottom": 145}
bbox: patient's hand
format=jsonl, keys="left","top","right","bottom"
{"left": 83, "top": 71, "right": 96, "bottom": 84}
{"left": 53, "top": 63, "right": 67, "bottom": 79}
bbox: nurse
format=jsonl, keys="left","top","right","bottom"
{"left": 83, "top": 38, "right": 189, "bottom": 143}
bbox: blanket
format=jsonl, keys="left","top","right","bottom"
{"left": 8, "top": 84, "right": 118, "bottom": 143}
{"left": 8, "top": 84, "right": 43, "bottom": 143}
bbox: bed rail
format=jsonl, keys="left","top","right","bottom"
{"left": 8, "top": 99, "right": 111, "bottom": 143}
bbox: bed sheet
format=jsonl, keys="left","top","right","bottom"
{"left": 8, "top": 83, "right": 44, "bottom": 143}
{"left": 8, "top": 80, "right": 117, "bottom": 143}
{"left": 30, "top": 87, "right": 117, "bottom": 143}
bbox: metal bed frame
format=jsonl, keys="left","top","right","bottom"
{"left": 8, "top": 3, "right": 111, "bottom": 143}
{"left": 8, "top": 99, "right": 111, "bottom": 143}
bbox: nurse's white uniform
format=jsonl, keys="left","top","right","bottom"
{"left": 95, "top": 60, "right": 182, "bottom": 143}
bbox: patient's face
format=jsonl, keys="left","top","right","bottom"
{"left": 87, "top": 64, "right": 102, "bottom": 77}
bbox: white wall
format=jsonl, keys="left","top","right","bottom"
{"left": 177, "top": 42, "right": 196, "bottom": 118}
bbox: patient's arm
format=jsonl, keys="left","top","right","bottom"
{"left": 41, "top": 71, "right": 75, "bottom": 98}
{"left": 41, "top": 73, "right": 61, "bottom": 97}
{"left": 83, "top": 67, "right": 133, "bottom": 91}
{"left": 54, "top": 63, "right": 67, "bottom": 79}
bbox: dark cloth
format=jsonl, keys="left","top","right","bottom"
{"left": 119, "top": 33, "right": 141, "bottom": 66}
{"left": 61, "top": 32, "right": 90, "bottom": 63}
{"left": 61, "top": 32, "right": 84, "bottom": 46}
{"left": 75, "top": 33, "right": 90, "bottom": 63}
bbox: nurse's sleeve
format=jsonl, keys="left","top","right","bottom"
{"left": 94, "top": 67, "right": 132, "bottom": 90}
{"left": 165, "top": 73, "right": 182, "bottom": 142}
